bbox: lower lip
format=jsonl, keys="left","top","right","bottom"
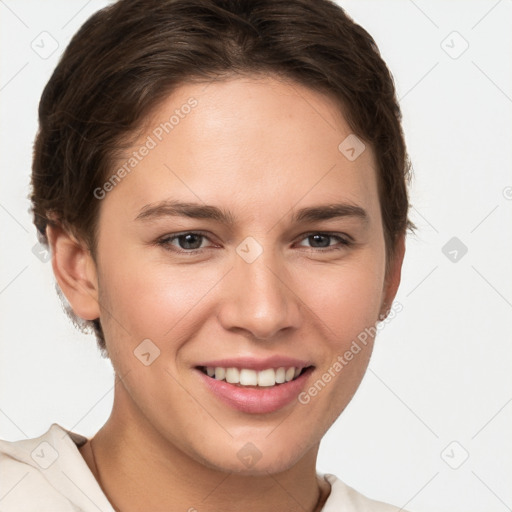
{"left": 197, "top": 368, "right": 313, "bottom": 414}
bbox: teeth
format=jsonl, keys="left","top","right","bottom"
{"left": 225, "top": 367, "right": 240, "bottom": 384}
{"left": 203, "top": 366, "right": 304, "bottom": 387}
{"left": 285, "top": 367, "right": 295, "bottom": 382}
{"left": 275, "top": 367, "right": 286, "bottom": 383}
{"left": 257, "top": 368, "right": 275, "bottom": 387}
{"left": 240, "top": 369, "right": 258, "bottom": 386}
{"left": 214, "top": 367, "right": 225, "bottom": 380}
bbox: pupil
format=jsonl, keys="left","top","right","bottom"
{"left": 310, "top": 234, "right": 329, "bottom": 248}
{"left": 180, "top": 234, "right": 202, "bottom": 249}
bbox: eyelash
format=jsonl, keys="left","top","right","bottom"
{"left": 155, "top": 231, "right": 353, "bottom": 255}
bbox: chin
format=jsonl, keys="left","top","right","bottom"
{"left": 190, "top": 433, "right": 318, "bottom": 476}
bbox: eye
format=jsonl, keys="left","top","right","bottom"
{"left": 296, "top": 232, "right": 352, "bottom": 251}
{"left": 155, "top": 230, "right": 353, "bottom": 255}
{"left": 157, "top": 231, "right": 215, "bottom": 253}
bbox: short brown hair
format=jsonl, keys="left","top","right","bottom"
{"left": 31, "top": 0, "right": 415, "bottom": 356}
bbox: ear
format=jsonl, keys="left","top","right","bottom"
{"left": 46, "top": 223, "right": 101, "bottom": 321}
{"left": 379, "top": 234, "right": 406, "bottom": 319}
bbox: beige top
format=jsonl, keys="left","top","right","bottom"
{"left": 0, "top": 423, "right": 408, "bottom": 511}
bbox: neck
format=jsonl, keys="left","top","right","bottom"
{"left": 83, "top": 388, "right": 330, "bottom": 512}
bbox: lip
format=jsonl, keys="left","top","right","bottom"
{"left": 194, "top": 356, "right": 312, "bottom": 372}
{"left": 196, "top": 365, "right": 315, "bottom": 414}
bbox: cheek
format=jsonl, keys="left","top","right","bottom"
{"left": 294, "top": 254, "right": 385, "bottom": 345}
{"left": 98, "top": 237, "right": 386, "bottom": 346}
{"left": 289, "top": 251, "right": 385, "bottom": 419}
{"left": 97, "top": 246, "right": 227, "bottom": 345}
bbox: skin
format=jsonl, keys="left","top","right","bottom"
{"left": 48, "top": 75, "right": 405, "bottom": 512}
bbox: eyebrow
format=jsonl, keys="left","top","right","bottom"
{"left": 135, "top": 200, "right": 369, "bottom": 226}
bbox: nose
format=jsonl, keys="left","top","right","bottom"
{"left": 217, "top": 245, "right": 302, "bottom": 340}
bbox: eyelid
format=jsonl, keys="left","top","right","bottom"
{"left": 294, "top": 231, "right": 353, "bottom": 251}
{"left": 157, "top": 230, "right": 217, "bottom": 250}
{"left": 295, "top": 230, "right": 353, "bottom": 244}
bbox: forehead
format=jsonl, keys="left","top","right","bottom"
{"left": 106, "top": 75, "right": 381, "bottom": 225}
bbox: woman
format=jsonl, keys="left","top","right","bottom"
{"left": 0, "top": 0, "right": 414, "bottom": 510}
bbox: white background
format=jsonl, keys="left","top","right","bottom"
{"left": 1, "top": 1, "right": 511, "bottom": 511}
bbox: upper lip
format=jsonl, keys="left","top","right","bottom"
{"left": 195, "top": 356, "right": 314, "bottom": 372}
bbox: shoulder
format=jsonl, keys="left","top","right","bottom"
{"left": 321, "top": 473, "right": 411, "bottom": 512}
{"left": 0, "top": 423, "right": 114, "bottom": 512}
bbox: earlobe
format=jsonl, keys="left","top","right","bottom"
{"left": 46, "top": 224, "right": 101, "bottom": 321}
{"left": 380, "top": 234, "right": 406, "bottom": 319}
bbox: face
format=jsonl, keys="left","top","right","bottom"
{"left": 88, "top": 75, "right": 401, "bottom": 474}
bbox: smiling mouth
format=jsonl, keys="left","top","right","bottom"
{"left": 197, "top": 366, "right": 313, "bottom": 387}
